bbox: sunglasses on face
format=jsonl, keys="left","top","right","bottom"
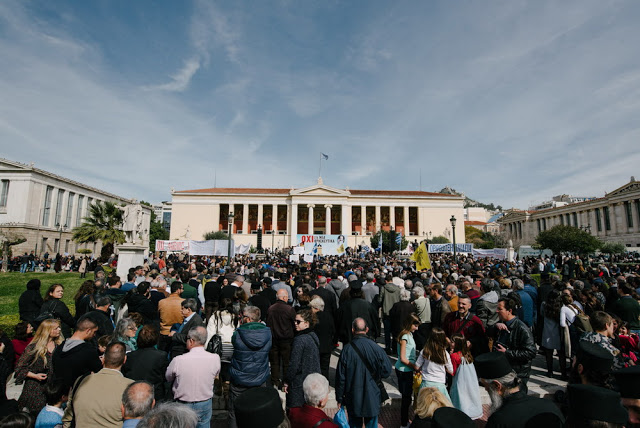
{"left": 294, "top": 320, "right": 305, "bottom": 325}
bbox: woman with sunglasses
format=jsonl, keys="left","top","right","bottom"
{"left": 283, "top": 309, "right": 321, "bottom": 409}
{"left": 396, "top": 314, "right": 421, "bottom": 428}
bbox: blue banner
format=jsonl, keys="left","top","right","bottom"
{"left": 428, "top": 243, "right": 473, "bottom": 253}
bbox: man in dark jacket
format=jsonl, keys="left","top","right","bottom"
{"left": 169, "top": 298, "right": 204, "bottom": 360}
{"left": 229, "top": 305, "right": 272, "bottom": 428}
{"left": 84, "top": 295, "right": 115, "bottom": 338}
{"left": 266, "top": 289, "right": 296, "bottom": 388}
{"left": 336, "top": 318, "right": 391, "bottom": 428}
{"left": 259, "top": 277, "right": 277, "bottom": 306}
{"left": 493, "top": 297, "right": 536, "bottom": 392}
{"left": 309, "top": 276, "right": 338, "bottom": 320}
{"left": 248, "top": 283, "right": 270, "bottom": 322}
{"left": 52, "top": 317, "right": 102, "bottom": 390}
{"left": 337, "top": 282, "right": 379, "bottom": 344}
{"left": 18, "top": 279, "right": 43, "bottom": 323}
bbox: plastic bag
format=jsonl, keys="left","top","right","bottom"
{"left": 333, "top": 406, "right": 349, "bottom": 428}
{"left": 450, "top": 358, "right": 483, "bottom": 420}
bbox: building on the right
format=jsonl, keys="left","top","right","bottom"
{"left": 498, "top": 177, "right": 640, "bottom": 249}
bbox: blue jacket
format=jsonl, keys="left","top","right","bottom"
{"left": 230, "top": 322, "right": 272, "bottom": 387}
{"left": 516, "top": 290, "right": 535, "bottom": 327}
{"left": 335, "top": 335, "right": 392, "bottom": 418}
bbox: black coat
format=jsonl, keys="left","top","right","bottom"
{"left": 171, "top": 314, "right": 204, "bottom": 359}
{"left": 337, "top": 298, "right": 379, "bottom": 343}
{"left": 314, "top": 310, "right": 336, "bottom": 354}
{"left": 309, "top": 287, "right": 338, "bottom": 318}
{"left": 127, "top": 294, "right": 158, "bottom": 323}
{"left": 493, "top": 317, "right": 536, "bottom": 383}
{"left": 83, "top": 308, "right": 114, "bottom": 338}
{"left": 18, "top": 290, "right": 43, "bottom": 323}
{"left": 259, "top": 288, "right": 277, "bottom": 306}
{"left": 40, "top": 300, "right": 76, "bottom": 338}
{"left": 122, "top": 347, "right": 169, "bottom": 400}
{"left": 285, "top": 330, "right": 321, "bottom": 408}
{"left": 389, "top": 301, "right": 414, "bottom": 339}
{"left": 248, "top": 293, "right": 271, "bottom": 322}
{"left": 486, "top": 389, "right": 564, "bottom": 428}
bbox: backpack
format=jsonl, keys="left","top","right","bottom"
{"left": 570, "top": 304, "right": 592, "bottom": 333}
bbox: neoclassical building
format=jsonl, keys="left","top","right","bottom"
{"left": 0, "top": 158, "right": 147, "bottom": 257}
{"left": 499, "top": 178, "right": 640, "bottom": 249}
{"left": 170, "top": 179, "right": 466, "bottom": 248}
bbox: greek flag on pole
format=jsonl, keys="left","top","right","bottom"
{"left": 395, "top": 233, "right": 402, "bottom": 247}
{"left": 377, "top": 232, "right": 383, "bottom": 251}
{"left": 321, "top": 153, "right": 329, "bottom": 160}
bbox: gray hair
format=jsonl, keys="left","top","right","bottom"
{"left": 235, "top": 275, "right": 245, "bottom": 283}
{"left": 366, "top": 272, "right": 375, "bottom": 281}
{"left": 482, "top": 370, "right": 519, "bottom": 389}
{"left": 412, "top": 286, "right": 425, "bottom": 299}
{"left": 573, "top": 280, "right": 584, "bottom": 291}
{"left": 446, "top": 284, "right": 458, "bottom": 294}
{"left": 187, "top": 326, "right": 207, "bottom": 346}
{"left": 310, "top": 296, "right": 325, "bottom": 311}
{"left": 303, "top": 373, "right": 329, "bottom": 407}
{"left": 114, "top": 317, "right": 136, "bottom": 341}
{"left": 181, "top": 298, "right": 198, "bottom": 312}
{"left": 95, "top": 295, "right": 112, "bottom": 307}
{"left": 348, "top": 274, "right": 358, "bottom": 282}
{"left": 122, "top": 381, "right": 154, "bottom": 419}
{"left": 243, "top": 305, "right": 261, "bottom": 322}
{"left": 137, "top": 402, "right": 198, "bottom": 428}
{"left": 404, "top": 279, "right": 413, "bottom": 290}
{"left": 512, "top": 279, "right": 524, "bottom": 290}
{"left": 400, "top": 289, "right": 411, "bottom": 301}
{"left": 318, "top": 276, "right": 327, "bottom": 285}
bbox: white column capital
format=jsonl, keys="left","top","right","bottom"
{"left": 324, "top": 204, "right": 333, "bottom": 209}
{"left": 307, "top": 203, "right": 315, "bottom": 209}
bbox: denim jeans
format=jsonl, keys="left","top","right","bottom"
{"left": 181, "top": 398, "right": 212, "bottom": 428}
{"left": 348, "top": 415, "right": 378, "bottom": 428}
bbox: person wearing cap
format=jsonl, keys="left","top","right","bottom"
{"left": 492, "top": 296, "right": 536, "bottom": 392}
{"left": 614, "top": 366, "right": 640, "bottom": 425}
{"left": 335, "top": 318, "right": 391, "bottom": 428}
{"left": 567, "top": 384, "right": 628, "bottom": 427}
{"left": 336, "top": 281, "right": 379, "bottom": 344}
{"left": 475, "top": 352, "right": 564, "bottom": 428}
{"left": 570, "top": 340, "right": 615, "bottom": 388}
{"left": 432, "top": 407, "right": 474, "bottom": 428}
{"left": 234, "top": 387, "right": 286, "bottom": 428}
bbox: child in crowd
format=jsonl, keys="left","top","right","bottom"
{"left": 415, "top": 327, "right": 453, "bottom": 403}
{"left": 449, "top": 334, "right": 473, "bottom": 376}
{"left": 34, "top": 383, "right": 68, "bottom": 428}
{"left": 97, "top": 335, "right": 111, "bottom": 356}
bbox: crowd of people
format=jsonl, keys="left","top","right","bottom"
{"left": 0, "top": 250, "right": 640, "bottom": 427}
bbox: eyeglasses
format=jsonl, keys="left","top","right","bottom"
{"left": 294, "top": 320, "right": 305, "bottom": 325}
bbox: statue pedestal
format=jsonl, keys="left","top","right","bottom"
{"left": 506, "top": 246, "right": 516, "bottom": 263}
{"left": 116, "top": 244, "right": 147, "bottom": 280}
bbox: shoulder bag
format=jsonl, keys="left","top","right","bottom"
{"left": 350, "top": 340, "right": 389, "bottom": 402}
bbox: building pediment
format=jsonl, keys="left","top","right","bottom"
{"left": 0, "top": 158, "right": 33, "bottom": 171}
{"left": 290, "top": 183, "right": 350, "bottom": 197}
{"left": 607, "top": 180, "right": 640, "bottom": 198}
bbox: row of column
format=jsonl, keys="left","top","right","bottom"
{"left": 231, "top": 203, "right": 413, "bottom": 235}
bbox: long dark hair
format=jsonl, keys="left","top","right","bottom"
{"left": 422, "top": 327, "right": 448, "bottom": 365}
{"left": 74, "top": 280, "right": 95, "bottom": 303}
{"left": 544, "top": 289, "right": 562, "bottom": 320}
{"left": 397, "top": 314, "right": 420, "bottom": 344}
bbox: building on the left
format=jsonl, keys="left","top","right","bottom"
{"left": 0, "top": 157, "right": 143, "bottom": 257}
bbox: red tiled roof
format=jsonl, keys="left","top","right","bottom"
{"left": 465, "top": 220, "right": 488, "bottom": 225}
{"left": 176, "top": 187, "right": 458, "bottom": 197}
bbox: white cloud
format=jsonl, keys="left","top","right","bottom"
{"left": 145, "top": 57, "right": 201, "bottom": 92}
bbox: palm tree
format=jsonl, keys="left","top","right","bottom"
{"left": 72, "top": 200, "right": 125, "bottom": 259}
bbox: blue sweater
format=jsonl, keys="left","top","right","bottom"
{"left": 35, "top": 405, "right": 63, "bottom": 428}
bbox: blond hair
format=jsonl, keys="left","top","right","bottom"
{"left": 26, "top": 319, "right": 63, "bottom": 367}
{"left": 415, "top": 387, "right": 452, "bottom": 419}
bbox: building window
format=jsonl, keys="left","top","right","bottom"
{"left": 603, "top": 207, "right": 611, "bottom": 231}
{"left": 54, "top": 189, "right": 64, "bottom": 226}
{"left": 43, "top": 186, "right": 53, "bottom": 226}
{"left": 0, "top": 180, "right": 9, "bottom": 208}
{"left": 76, "top": 195, "right": 84, "bottom": 226}
{"left": 625, "top": 201, "right": 633, "bottom": 228}
{"left": 65, "top": 239, "right": 70, "bottom": 253}
{"left": 54, "top": 238, "right": 60, "bottom": 253}
{"left": 66, "top": 192, "right": 75, "bottom": 227}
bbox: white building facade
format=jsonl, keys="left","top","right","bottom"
{"left": 0, "top": 158, "right": 140, "bottom": 257}
{"left": 499, "top": 178, "right": 640, "bottom": 248}
{"left": 170, "top": 181, "right": 466, "bottom": 249}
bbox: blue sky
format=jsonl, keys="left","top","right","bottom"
{"left": 2, "top": 0, "right": 640, "bottom": 209}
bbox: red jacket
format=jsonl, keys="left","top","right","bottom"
{"left": 288, "top": 404, "right": 338, "bottom": 428}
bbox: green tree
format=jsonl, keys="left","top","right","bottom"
{"left": 430, "top": 235, "right": 450, "bottom": 244}
{"left": 72, "top": 200, "right": 124, "bottom": 260}
{"left": 599, "top": 241, "right": 626, "bottom": 255}
{"left": 203, "top": 231, "right": 230, "bottom": 240}
{"left": 535, "top": 225, "right": 601, "bottom": 255}
{"left": 369, "top": 230, "right": 409, "bottom": 253}
{"left": 148, "top": 211, "right": 169, "bottom": 252}
{"left": 0, "top": 228, "right": 27, "bottom": 272}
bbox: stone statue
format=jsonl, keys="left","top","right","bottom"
{"left": 121, "top": 202, "right": 143, "bottom": 244}
{"left": 508, "top": 239, "right": 514, "bottom": 248}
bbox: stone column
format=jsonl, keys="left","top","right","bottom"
{"left": 272, "top": 204, "right": 278, "bottom": 232}
{"left": 404, "top": 206, "right": 410, "bottom": 236}
{"left": 257, "top": 204, "right": 264, "bottom": 230}
{"left": 390, "top": 206, "right": 396, "bottom": 230}
{"left": 242, "top": 204, "right": 249, "bottom": 234}
{"left": 290, "top": 204, "right": 298, "bottom": 246}
{"left": 341, "top": 205, "right": 352, "bottom": 236}
{"left": 308, "top": 204, "right": 315, "bottom": 235}
{"left": 375, "top": 206, "right": 381, "bottom": 231}
{"left": 632, "top": 200, "right": 640, "bottom": 232}
{"left": 325, "top": 205, "right": 332, "bottom": 234}
{"left": 361, "top": 206, "right": 366, "bottom": 234}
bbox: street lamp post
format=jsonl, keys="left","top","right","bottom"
{"left": 450, "top": 215, "right": 457, "bottom": 264}
{"left": 257, "top": 224, "right": 263, "bottom": 253}
{"left": 227, "top": 212, "right": 234, "bottom": 267}
{"left": 55, "top": 222, "right": 67, "bottom": 254}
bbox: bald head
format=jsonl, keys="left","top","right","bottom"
{"left": 351, "top": 317, "right": 368, "bottom": 335}
{"left": 277, "top": 289, "right": 288, "bottom": 302}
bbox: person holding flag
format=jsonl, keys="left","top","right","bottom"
{"left": 411, "top": 241, "right": 432, "bottom": 271}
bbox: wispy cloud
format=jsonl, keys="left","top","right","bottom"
{"left": 145, "top": 57, "right": 201, "bottom": 92}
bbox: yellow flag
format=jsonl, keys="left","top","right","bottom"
{"left": 410, "top": 241, "right": 431, "bottom": 271}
